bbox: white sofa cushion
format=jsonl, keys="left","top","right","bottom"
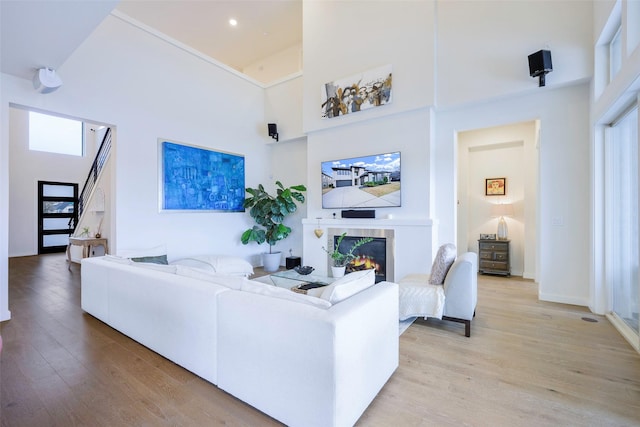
{"left": 171, "top": 257, "right": 216, "bottom": 272}
{"left": 316, "top": 269, "right": 376, "bottom": 304}
{"left": 131, "top": 262, "right": 176, "bottom": 273}
{"left": 175, "top": 265, "right": 245, "bottom": 290}
{"left": 240, "top": 279, "right": 332, "bottom": 309}
{"left": 103, "top": 254, "right": 134, "bottom": 264}
{"left": 428, "top": 243, "right": 456, "bottom": 285}
{"left": 171, "top": 255, "right": 254, "bottom": 277}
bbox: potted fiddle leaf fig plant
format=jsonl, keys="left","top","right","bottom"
{"left": 241, "top": 181, "right": 306, "bottom": 272}
{"left": 323, "top": 232, "right": 373, "bottom": 277}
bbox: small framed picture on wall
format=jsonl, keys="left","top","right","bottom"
{"left": 485, "top": 177, "right": 506, "bottom": 196}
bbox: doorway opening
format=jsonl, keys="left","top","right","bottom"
{"left": 37, "top": 181, "right": 78, "bottom": 254}
{"left": 456, "top": 120, "right": 539, "bottom": 281}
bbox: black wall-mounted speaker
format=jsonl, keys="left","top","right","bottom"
{"left": 528, "top": 50, "right": 552, "bottom": 77}
{"left": 341, "top": 210, "right": 375, "bottom": 219}
{"left": 267, "top": 123, "right": 279, "bottom": 142}
{"left": 267, "top": 123, "right": 278, "bottom": 141}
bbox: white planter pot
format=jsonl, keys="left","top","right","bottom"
{"left": 331, "top": 265, "right": 346, "bottom": 278}
{"left": 262, "top": 252, "right": 282, "bottom": 272}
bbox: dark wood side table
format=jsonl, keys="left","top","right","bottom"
{"left": 478, "top": 239, "right": 510, "bottom": 276}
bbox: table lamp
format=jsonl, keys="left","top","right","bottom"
{"left": 491, "top": 203, "right": 514, "bottom": 240}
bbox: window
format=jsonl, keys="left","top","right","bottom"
{"left": 609, "top": 26, "right": 622, "bottom": 82}
{"left": 29, "top": 111, "right": 83, "bottom": 156}
{"left": 605, "top": 105, "right": 639, "bottom": 337}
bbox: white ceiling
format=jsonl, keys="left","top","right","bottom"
{"left": 1, "top": 0, "right": 302, "bottom": 82}
{"left": 0, "top": 0, "right": 120, "bottom": 80}
{"left": 116, "top": 0, "right": 302, "bottom": 72}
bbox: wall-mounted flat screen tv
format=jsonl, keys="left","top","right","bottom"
{"left": 321, "top": 151, "right": 401, "bottom": 209}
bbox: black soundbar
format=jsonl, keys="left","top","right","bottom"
{"left": 341, "top": 210, "right": 375, "bottom": 219}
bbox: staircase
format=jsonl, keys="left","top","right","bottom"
{"left": 74, "top": 127, "right": 112, "bottom": 230}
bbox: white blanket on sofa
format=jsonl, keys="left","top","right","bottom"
{"left": 398, "top": 274, "right": 445, "bottom": 321}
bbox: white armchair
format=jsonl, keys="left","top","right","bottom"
{"left": 399, "top": 250, "right": 478, "bottom": 337}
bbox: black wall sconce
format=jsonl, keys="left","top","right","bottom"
{"left": 528, "top": 49, "right": 553, "bottom": 87}
{"left": 268, "top": 123, "right": 279, "bottom": 142}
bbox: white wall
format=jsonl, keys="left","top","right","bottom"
{"left": 56, "top": 15, "right": 271, "bottom": 262}
{"left": 0, "top": 13, "right": 275, "bottom": 320}
{"left": 243, "top": 43, "right": 302, "bottom": 85}
{"left": 0, "top": 1, "right": 604, "bottom": 322}
{"left": 1, "top": 77, "right": 9, "bottom": 321}
{"left": 267, "top": 137, "right": 308, "bottom": 263}
{"left": 302, "top": 0, "right": 436, "bottom": 134}
{"left": 8, "top": 107, "right": 98, "bottom": 256}
{"left": 299, "top": 0, "right": 592, "bottom": 306}
{"left": 437, "top": 83, "right": 591, "bottom": 306}
{"left": 437, "top": 1, "right": 593, "bottom": 108}
{"left": 264, "top": 75, "right": 304, "bottom": 142}
{"left": 304, "top": 108, "right": 435, "bottom": 275}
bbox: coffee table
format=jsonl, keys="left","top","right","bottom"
{"left": 270, "top": 269, "right": 337, "bottom": 293}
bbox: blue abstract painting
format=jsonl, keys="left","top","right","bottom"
{"left": 160, "top": 140, "right": 245, "bottom": 212}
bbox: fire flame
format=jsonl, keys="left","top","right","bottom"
{"left": 349, "top": 255, "right": 380, "bottom": 273}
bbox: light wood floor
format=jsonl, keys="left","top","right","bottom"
{"left": 1, "top": 254, "right": 639, "bottom": 427}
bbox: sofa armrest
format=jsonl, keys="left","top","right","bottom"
{"left": 442, "top": 252, "right": 478, "bottom": 321}
{"left": 216, "top": 281, "right": 399, "bottom": 427}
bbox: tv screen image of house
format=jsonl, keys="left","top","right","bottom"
{"left": 321, "top": 151, "right": 401, "bottom": 209}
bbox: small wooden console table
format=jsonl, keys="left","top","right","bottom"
{"left": 478, "top": 239, "right": 510, "bottom": 276}
{"left": 67, "top": 237, "right": 109, "bottom": 269}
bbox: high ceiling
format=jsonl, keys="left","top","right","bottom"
{"left": 115, "top": 0, "right": 302, "bottom": 73}
{"left": 1, "top": 0, "right": 302, "bottom": 83}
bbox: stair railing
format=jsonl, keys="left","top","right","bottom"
{"left": 77, "top": 127, "right": 112, "bottom": 220}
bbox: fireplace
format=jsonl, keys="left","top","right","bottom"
{"left": 328, "top": 228, "right": 395, "bottom": 282}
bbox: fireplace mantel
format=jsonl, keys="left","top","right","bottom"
{"left": 302, "top": 217, "right": 436, "bottom": 281}
{"left": 302, "top": 218, "right": 435, "bottom": 228}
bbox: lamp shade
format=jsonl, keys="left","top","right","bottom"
{"left": 491, "top": 203, "right": 514, "bottom": 217}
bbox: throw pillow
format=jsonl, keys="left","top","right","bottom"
{"left": 428, "top": 243, "right": 456, "bottom": 285}
{"left": 170, "top": 255, "right": 254, "bottom": 277}
{"left": 240, "top": 280, "right": 332, "bottom": 309}
{"left": 319, "top": 268, "right": 376, "bottom": 304}
{"left": 208, "top": 255, "right": 254, "bottom": 277}
{"left": 170, "top": 257, "right": 216, "bottom": 272}
{"left": 131, "top": 254, "right": 169, "bottom": 265}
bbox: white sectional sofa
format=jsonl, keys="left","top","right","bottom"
{"left": 81, "top": 256, "right": 399, "bottom": 427}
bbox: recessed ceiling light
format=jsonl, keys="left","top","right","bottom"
{"left": 229, "top": 18, "right": 237, "bottom": 27}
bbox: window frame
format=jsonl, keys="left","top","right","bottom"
{"left": 28, "top": 111, "right": 85, "bottom": 157}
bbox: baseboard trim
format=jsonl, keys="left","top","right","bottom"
{"left": 538, "top": 292, "right": 589, "bottom": 308}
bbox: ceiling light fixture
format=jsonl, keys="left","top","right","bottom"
{"left": 229, "top": 18, "right": 237, "bottom": 27}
